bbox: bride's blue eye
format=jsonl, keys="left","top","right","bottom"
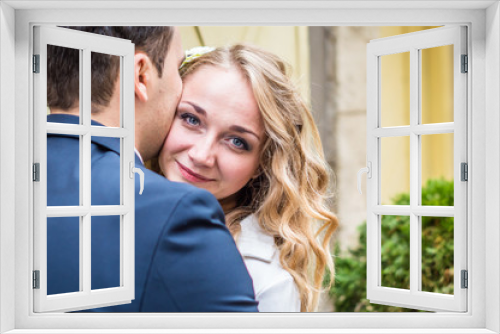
{"left": 231, "top": 138, "right": 250, "bottom": 151}
{"left": 180, "top": 113, "right": 200, "bottom": 126}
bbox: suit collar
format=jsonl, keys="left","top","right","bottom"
{"left": 48, "top": 113, "right": 104, "bottom": 127}
{"left": 47, "top": 114, "right": 126, "bottom": 161}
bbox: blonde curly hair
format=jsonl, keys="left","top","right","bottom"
{"left": 179, "top": 44, "right": 338, "bottom": 312}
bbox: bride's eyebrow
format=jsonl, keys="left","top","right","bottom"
{"left": 184, "top": 101, "right": 206, "bottom": 116}
{"left": 230, "top": 125, "right": 261, "bottom": 141}
{"left": 182, "top": 101, "right": 260, "bottom": 140}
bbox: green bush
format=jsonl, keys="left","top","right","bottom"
{"left": 327, "top": 178, "right": 454, "bottom": 312}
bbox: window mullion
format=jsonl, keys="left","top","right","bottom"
{"left": 413, "top": 123, "right": 454, "bottom": 135}
{"left": 82, "top": 47, "right": 92, "bottom": 294}
{"left": 409, "top": 46, "right": 420, "bottom": 295}
{"left": 373, "top": 124, "right": 454, "bottom": 138}
{"left": 46, "top": 123, "right": 130, "bottom": 138}
{"left": 373, "top": 205, "right": 454, "bottom": 217}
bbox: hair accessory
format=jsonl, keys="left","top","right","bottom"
{"left": 180, "top": 46, "right": 216, "bottom": 69}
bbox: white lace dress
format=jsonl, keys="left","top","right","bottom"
{"left": 236, "top": 214, "right": 301, "bottom": 312}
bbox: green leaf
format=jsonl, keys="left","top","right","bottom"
{"left": 328, "top": 178, "right": 454, "bottom": 312}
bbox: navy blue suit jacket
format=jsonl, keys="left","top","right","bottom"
{"left": 46, "top": 114, "right": 258, "bottom": 312}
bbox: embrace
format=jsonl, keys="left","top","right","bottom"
{"left": 46, "top": 26, "right": 338, "bottom": 312}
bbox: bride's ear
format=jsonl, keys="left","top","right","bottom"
{"left": 134, "top": 52, "right": 154, "bottom": 102}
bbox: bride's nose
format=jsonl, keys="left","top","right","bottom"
{"left": 188, "top": 137, "right": 216, "bottom": 168}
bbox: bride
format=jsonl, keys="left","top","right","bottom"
{"left": 157, "top": 44, "right": 338, "bottom": 312}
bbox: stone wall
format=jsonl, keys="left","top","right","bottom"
{"left": 310, "top": 27, "right": 380, "bottom": 253}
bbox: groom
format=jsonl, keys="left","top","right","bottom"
{"left": 46, "top": 26, "right": 258, "bottom": 312}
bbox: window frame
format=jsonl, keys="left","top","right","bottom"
{"left": 0, "top": 1, "right": 498, "bottom": 333}
{"left": 33, "top": 25, "right": 136, "bottom": 312}
{"left": 366, "top": 26, "right": 468, "bottom": 312}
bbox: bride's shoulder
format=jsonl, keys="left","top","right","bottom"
{"left": 237, "top": 215, "right": 284, "bottom": 270}
{"left": 237, "top": 215, "right": 301, "bottom": 311}
{"left": 238, "top": 214, "right": 276, "bottom": 261}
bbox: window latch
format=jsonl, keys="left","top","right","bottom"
{"left": 357, "top": 161, "right": 372, "bottom": 194}
{"left": 130, "top": 162, "right": 145, "bottom": 195}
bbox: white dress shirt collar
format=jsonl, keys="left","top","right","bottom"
{"left": 237, "top": 214, "right": 276, "bottom": 263}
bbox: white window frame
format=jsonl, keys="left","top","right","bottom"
{"left": 0, "top": 1, "right": 498, "bottom": 333}
{"left": 33, "top": 26, "right": 136, "bottom": 312}
{"left": 366, "top": 26, "right": 467, "bottom": 312}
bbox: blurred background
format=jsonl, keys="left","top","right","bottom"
{"left": 179, "top": 26, "right": 454, "bottom": 312}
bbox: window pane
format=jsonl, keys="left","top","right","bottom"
{"left": 47, "top": 134, "right": 81, "bottom": 206}
{"left": 91, "top": 215, "right": 121, "bottom": 290}
{"left": 91, "top": 136, "right": 121, "bottom": 206}
{"left": 381, "top": 52, "right": 410, "bottom": 127}
{"left": 46, "top": 44, "right": 81, "bottom": 207}
{"left": 421, "top": 45, "right": 454, "bottom": 124}
{"left": 381, "top": 136, "right": 410, "bottom": 205}
{"left": 47, "top": 217, "right": 80, "bottom": 295}
{"left": 47, "top": 45, "right": 81, "bottom": 121}
{"left": 381, "top": 215, "right": 410, "bottom": 290}
{"left": 91, "top": 52, "right": 121, "bottom": 127}
{"left": 421, "top": 133, "right": 454, "bottom": 206}
{"left": 421, "top": 216, "right": 454, "bottom": 294}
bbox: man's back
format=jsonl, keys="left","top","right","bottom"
{"left": 46, "top": 114, "right": 258, "bottom": 312}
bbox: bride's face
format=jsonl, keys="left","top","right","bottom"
{"left": 159, "top": 65, "right": 265, "bottom": 201}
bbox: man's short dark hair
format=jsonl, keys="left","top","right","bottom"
{"left": 47, "top": 26, "right": 175, "bottom": 112}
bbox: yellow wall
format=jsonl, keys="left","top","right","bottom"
{"left": 379, "top": 26, "right": 454, "bottom": 204}
{"left": 178, "top": 26, "right": 311, "bottom": 104}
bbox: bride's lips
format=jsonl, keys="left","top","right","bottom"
{"left": 176, "top": 161, "right": 214, "bottom": 183}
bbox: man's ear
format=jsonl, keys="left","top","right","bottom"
{"left": 134, "top": 52, "right": 154, "bottom": 103}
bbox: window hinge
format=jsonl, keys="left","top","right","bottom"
{"left": 33, "top": 270, "right": 40, "bottom": 289}
{"left": 461, "top": 54, "right": 468, "bottom": 73}
{"left": 461, "top": 270, "right": 468, "bottom": 289}
{"left": 33, "top": 163, "right": 40, "bottom": 182}
{"left": 461, "top": 162, "right": 468, "bottom": 181}
{"left": 33, "top": 54, "right": 40, "bottom": 73}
